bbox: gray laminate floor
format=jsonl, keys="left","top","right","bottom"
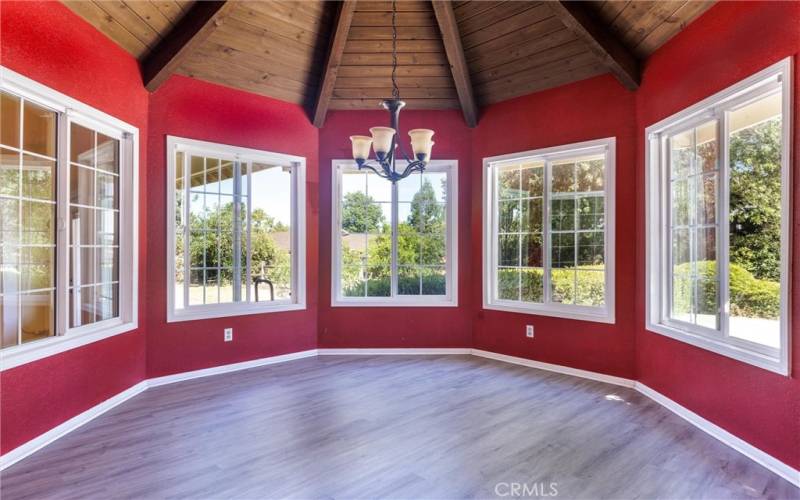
{"left": 1, "top": 355, "right": 797, "bottom": 499}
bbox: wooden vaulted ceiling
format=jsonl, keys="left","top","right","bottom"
{"left": 63, "top": 0, "right": 715, "bottom": 127}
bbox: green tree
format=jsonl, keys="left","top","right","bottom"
{"left": 729, "top": 118, "right": 782, "bottom": 281}
{"left": 187, "top": 200, "right": 290, "bottom": 290}
{"left": 342, "top": 177, "right": 447, "bottom": 296}
{"left": 341, "top": 191, "right": 385, "bottom": 233}
{"left": 408, "top": 179, "right": 444, "bottom": 232}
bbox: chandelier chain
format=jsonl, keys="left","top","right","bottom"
{"left": 391, "top": 0, "right": 399, "bottom": 99}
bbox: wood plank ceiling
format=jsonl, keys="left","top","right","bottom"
{"left": 331, "top": 1, "right": 456, "bottom": 111}
{"left": 62, "top": 0, "right": 715, "bottom": 127}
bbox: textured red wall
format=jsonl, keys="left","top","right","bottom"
{"left": 471, "top": 75, "right": 638, "bottom": 378}
{"left": 145, "top": 76, "right": 319, "bottom": 377}
{"left": 3, "top": 0, "right": 798, "bottom": 473}
{"left": 634, "top": 1, "right": 800, "bottom": 469}
{"left": 318, "top": 110, "right": 473, "bottom": 348}
{"left": 0, "top": 1, "right": 148, "bottom": 454}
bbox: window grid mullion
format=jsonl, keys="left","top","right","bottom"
{"left": 56, "top": 111, "right": 69, "bottom": 336}
{"left": 364, "top": 173, "right": 369, "bottom": 298}
{"left": 572, "top": 162, "right": 578, "bottom": 304}
{"left": 543, "top": 160, "right": 552, "bottom": 305}
{"left": 232, "top": 160, "right": 241, "bottom": 303}
{"left": 183, "top": 153, "right": 190, "bottom": 309}
{"left": 391, "top": 180, "right": 399, "bottom": 297}
{"left": 719, "top": 110, "right": 731, "bottom": 339}
{"left": 492, "top": 166, "right": 499, "bottom": 302}
{"left": 690, "top": 129, "right": 698, "bottom": 324}
{"left": 216, "top": 160, "right": 221, "bottom": 303}
{"left": 245, "top": 161, "right": 252, "bottom": 303}
{"left": 92, "top": 130, "right": 98, "bottom": 319}
{"left": 517, "top": 168, "right": 522, "bottom": 301}
{"left": 16, "top": 97, "right": 23, "bottom": 344}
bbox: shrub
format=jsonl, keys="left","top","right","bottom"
{"left": 342, "top": 272, "right": 446, "bottom": 297}
{"left": 497, "top": 266, "right": 605, "bottom": 306}
{"left": 551, "top": 265, "right": 605, "bottom": 306}
{"left": 673, "top": 261, "right": 779, "bottom": 319}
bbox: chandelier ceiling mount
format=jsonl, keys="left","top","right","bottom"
{"left": 349, "top": 0, "right": 434, "bottom": 183}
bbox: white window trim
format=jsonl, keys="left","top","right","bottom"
{"left": 482, "top": 137, "right": 616, "bottom": 324}
{"left": 331, "top": 159, "right": 458, "bottom": 307}
{"left": 0, "top": 66, "right": 139, "bottom": 371}
{"left": 645, "top": 58, "right": 792, "bottom": 376}
{"left": 166, "top": 136, "right": 307, "bottom": 322}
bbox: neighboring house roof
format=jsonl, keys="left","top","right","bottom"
{"left": 270, "top": 231, "right": 291, "bottom": 252}
{"left": 267, "top": 231, "right": 377, "bottom": 254}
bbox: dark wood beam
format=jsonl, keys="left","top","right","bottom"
{"left": 141, "top": 1, "right": 236, "bottom": 92}
{"left": 547, "top": 1, "right": 640, "bottom": 90}
{"left": 431, "top": 0, "right": 478, "bottom": 127}
{"left": 312, "top": 0, "right": 358, "bottom": 128}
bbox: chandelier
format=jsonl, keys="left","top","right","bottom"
{"left": 349, "top": 0, "right": 434, "bottom": 183}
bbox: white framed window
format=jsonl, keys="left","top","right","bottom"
{"left": 167, "top": 136, "right": 306, "bottom": 322}
{"left": 483, "top": 138, "right": 616, "bottom": 324}
{"left": 645, "top": 58, "right": 792, "bottom": 375}
{"left": 331, "top": 160, "right": 458, "bottom": 307}
{"left": 0, "top": 66, "right": 138, "bottom": 370}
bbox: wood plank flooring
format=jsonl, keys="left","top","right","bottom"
{"left": 2, "top": 355, "right": 797, "bottom": 499}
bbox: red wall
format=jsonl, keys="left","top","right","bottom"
{"left": 471, "top": 75, "right": 638, "bottom": 378}
{"left": 2, "top": 0, "right": 798, "bottom": 473}
{"left": 0, "top": 1, "right": 149, "bottom": 453}
{"left": 634, "top": 1, "right": 800, "bottom": 469}
{"left": 145, "top": 76, "right": 319, "bottom": 377}
{"left": 318, "top": 110, "right": 473, "bottom": 348}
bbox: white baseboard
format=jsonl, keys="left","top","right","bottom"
{"left": 3, "top": 347, "right": 797, "bottom": 489}
{"left": 471, "top": 349, "right": 636, "bottom": 388}
{"left": 634, "top": 382, "right": 799, "bottom": 487}
{"left": 317, "top": 348, "right": 471, "bottom": 356}
{"left": 147, "top": 349, "right": 318, "bottom": 387}
{"left": 0, "top": 381, "right": 148, "bottom": 471}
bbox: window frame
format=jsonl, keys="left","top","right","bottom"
{"left": 330, "top": 159, "right": 458, "bottom": 307}
{"left": 482, "top": 137, "right": 616, "bottom": 324}
{"left": 0, "top": 66, "right": 139, "bottom": 370}
{"left": 166, "top": 136, "right": 306, "bottom": 322}
{"left": 645, "top": 58, "right": 792, "bottom": 375}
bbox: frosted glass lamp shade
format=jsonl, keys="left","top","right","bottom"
{"left": 416, "top": 141, "right": 434, "bottom": 162}
{"left": 409, "top": 129, "right": 434, "bottom": 160}
{"left": 350, "top": 135, "right": 372, "bottom": 161}
{"left": 369, "top": 127, "right": 395, "bottom": 156}
{"left": 408, "top": 129, "right": 434, "bottom": 145}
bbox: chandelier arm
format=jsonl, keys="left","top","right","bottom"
{"left": 356, "top": 162, "right": 384, "bottom": 177}
{"left": 396, "top": 140, "right": 412, "bottom": 163}
{"left": 398, "top": 159, "right": 426, "bottom": 179}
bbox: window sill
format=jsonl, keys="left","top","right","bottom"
{"left": 483, "top": 301, "right": 615, "bottom": 324}
{"left": 0, "top": 319, "right": 138, "bottom": 371}
{"left": 332, "top": 297, "right": 458, "bottom": 308}
{"left": 167, "top": 302, "right": 306, "bottom": 323}
{"left": 646, "top": 321, "right": 789, "bottom": 376}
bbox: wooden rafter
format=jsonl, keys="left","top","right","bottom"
{"left": 547, "top": 1, "right": 640, "bottom": 90}
{"left": 141, "top": 1, "right": 236, "bottom": 92}
{"left": 431, "top": 0, "right": 478, "bottom": 127}
{"left": 312, "top": 0, "right": 358, "bottom": 127}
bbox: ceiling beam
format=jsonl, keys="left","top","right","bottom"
{"left": 141, "top": 1, "right": 236, "bottom": 92}
{"left": 547, "top": 1, "right": 640, "bottom": 90}
{"left": 312, "top": 0, "right": 358, "bottom": 128}
{"left": 431, "top": 0, "right": 478, "bottom": 127}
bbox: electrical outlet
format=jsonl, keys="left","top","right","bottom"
{"left": 526, "top": 325, "right": 534, "bottom": 338}
{"left": 224, "top": 328, "right": 233, "bottom": 342}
